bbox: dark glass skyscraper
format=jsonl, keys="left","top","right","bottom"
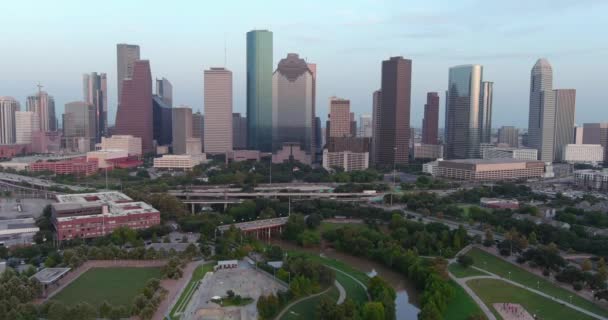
{"left": 445, "top": 64, "right": 484, "bottom": 159}
{"left": 152, "top": 95, "right": 172, "bottom": 146}
{"left": 480, "top": 81, "right": 493, "bottom": 144}
{"left": 376, "top": 57, "right": 412, "bottom": 166}
{"left": 246, "top": 30, "right": 273, "bottom": 152}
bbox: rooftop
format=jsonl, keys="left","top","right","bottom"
{"left": 0, "top": 218, "right": 37, "bottom": 231}
{"left": 56, "top": 191, "right": 132, "bottom": 204}
{"left": 32, "top": 267, "right": 71, "bottom": 285}
{"left": 217, "top": 217, "right": 289, "bottom": 232}
{"left": 440, "top": 158, "right": 540, "bottom": 165}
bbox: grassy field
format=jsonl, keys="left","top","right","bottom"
{"left": 280, "top": 286, "right": 340, "bottom": 320}
{"left": 52, "top": 267, "right": 161, "bottom": 308}
{"left": 443, "top": 280, "right": 484, "bottom": 320}
{"left": 288, "top": 250, "right": 371, "bottom": 287}
{"left": 170, "top": 263, "right": 215, "bottom": 318}
{"left": 466, "top": 248, "right": 608, "bottom": 318}
{"left": 334, "top": 272, "right": 368, "bottom": 304}
{"left": 468, "top": 278, "right": 597, "bottom": 320}
{"left": 448, "top": 262, "right": 488, "bottom": 278}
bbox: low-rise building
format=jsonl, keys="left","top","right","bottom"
{"left": 574, "top": 169, "right": 608, "bottom": 192}
{"left": 482, "top": 147, "right": 538, "bottom": 161}
{"left": 86, "top": 150, "right": 142, "bottom": 169}
{"left": 153, "top": 154, "right": 206, "bottom": 171}
{"left": 99, "top": 135, "right": 142, "bottom": 157}
{"left": 563, "top": 144, "right": 604, "bottom": 165}
{"left": 422, "top": 159, "right": 441, "bottom": 175}
{"left": 29, "top": 157, "right": 98, "bottom": 176}
{"left": 480, "top": 198, "right": 520, "bottom": 209}
{"left": 225, "top": 150, "right": 261, "bottom": 163}
{"left": 0, "top": 144, "right": 29, "bottom": 160}
{"left": 413, "top": 143, "right": 443, "bottom": 160}
{"left": 0, "top": 218, "right": 39, "bottom": 247}
{"left": 322, "top": 150, "right": 369, "bottom": 172}
{"left": 52, "top": 192, "right": 161, "bottom": 240}
{"left": 434, "top": 158, "right": 545, "bottom": 181}
{"left": 272, "top": 143, "right": 311, "bottom": 165}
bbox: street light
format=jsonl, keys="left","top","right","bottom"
{"left": 508, "top": 271, "right": 511, "bottom": 280}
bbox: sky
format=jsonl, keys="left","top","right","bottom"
{"left": 1, "top": 0, "right": 607, "bottom": 129}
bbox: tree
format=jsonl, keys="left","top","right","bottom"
{"left": 362, "top": 302, "right": 385, "bottom": 320}
{"left": 306, "top": 213, "right": 322, "bottom": 229}
{"left": 47, "top": 301, "right": 69, "bottom": 320}
{"left": 483, "top": 229, "right": 494, "bottom": 247}
{"left": 457, "top": 255, "right": 474, "bottom": 268}
{"left": 582, "top": 259, "right": 593, "bottom": 272}
{"left": 70, "top": 302, "right": 97, "bottom": 320}
{"left": 598, "top": 258, "right": 608, "bottom": 282}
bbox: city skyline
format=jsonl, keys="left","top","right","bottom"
{"left": 1, "top": 1, "right": 606, "bottom": 129}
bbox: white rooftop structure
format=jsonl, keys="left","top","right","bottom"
{"left": 32, "top": 267, "right": 71, "bottom": 285}
{"left": 53, "top": 191, "right": 159, "bottom": 221}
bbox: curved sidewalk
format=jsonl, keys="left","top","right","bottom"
{"left": 274, "top": 285, "right": 332, "bottom": 320}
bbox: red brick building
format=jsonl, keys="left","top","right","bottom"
{"left": 0, "top": 144, "right": 29, "bottom": 159}
{"left": 29, "top": 157, "right": 98, "bottom": 176}
{"left": 51, "top": 192, "right": 160, "bottom": 240}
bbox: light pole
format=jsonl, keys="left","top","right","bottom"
{"left": 269, "top": 156, "right": 272, "bottom": 185}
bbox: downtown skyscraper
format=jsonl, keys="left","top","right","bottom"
{"left": 116, "top": 44, "right": 140, "bottom": 103}
{"left": 444, "top": 64, "right": 493, "bottom": 159}
{"left": 422, "top": 92, "right": 439, "bottom": 145}
{"left": 0, "top": 97, "right": 19, "bottom": 144}
{"left": 375, "top": 57, "right": 412, "bottom": 166}
{"left": 114, "top": 60, "right": 154, "bottom": 153}
{"left": 26, "top": 91, "right": 56, "bottom": 133}
{"left": 204, "top": 67, "right": 233, "bottom": 154}
{"left": 272, "top": 53, "right": 315, "bottom": 155}
{"left": 527, "top": 58, "right": 555, "bottom": 162}
{"left": 246, "top": 30, "right": 273, "bottom": 152}
{"left": 83, "top": 72, "right": 107, "bottom": 142}
{"left": 553, "top": 89, "right": 576, "bottom": 161}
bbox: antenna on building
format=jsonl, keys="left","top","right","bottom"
{"left": 36, "top": 82, "right": 44, "bottom": 96}
{"left": 224, "top": 33, "right": 227, "bottom": 67}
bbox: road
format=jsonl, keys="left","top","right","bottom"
{"left": 369, "top": 203, "right": 505, "bottom": 241}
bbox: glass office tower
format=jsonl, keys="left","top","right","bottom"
{"left": 246, "top": 30, "right": 273, "bottom": 152}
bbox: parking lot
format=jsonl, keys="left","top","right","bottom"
{"left": 0, "top": 197, "right": 54, "bottom": 219}
{"left": 186, "top": 261, "right": 286, "bottom": 320}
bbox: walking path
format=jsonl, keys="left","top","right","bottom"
{"left": 335, "top": 280, "right": 346, "bottom": 305}
{"left": 449, "top": 245, "right": 606, "bottom": 320}
{"left": 325, "top": 265, "right": 371, "bottom": 301}
{"left": 274, "top": 285, "right": 333, "bottom": 320}
{"left": 155, "top": 260, "right": 203, "bottom": 320}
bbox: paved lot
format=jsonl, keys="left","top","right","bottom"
{"left": 0, "top": 198, "right": 54, "bottom": 219}
{"left": 186, "top": 262, "right": 286, "bottom": 320}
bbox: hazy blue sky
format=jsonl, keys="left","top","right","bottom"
{"left": 1, "top": 0, "right": 607, "bottom": 128}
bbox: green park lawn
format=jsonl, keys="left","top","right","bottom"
{"left": 468, "top": 278, "right": 597, "bottom": 320}
{"left": 448, "top": 262, "right": 488, "bottom": 278}
{"left": 52, "top": 267, "right": 161, "bottom": 308}
{"left": 280, "top": 286, "right": 339, "bottom": 320}
{"left": 443, "top": 280, "right": 484, "bottom": 320}
{"left": 466, "top": 247, "right": 608, "bottom": 318}
{"left": 170, "top": 263, "right": 215, "bottom": 318}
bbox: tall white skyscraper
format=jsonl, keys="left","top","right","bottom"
{"left": 527, "top": 58, "right": 555, "bottom": 162}
{"left": 204, "top": 67, "right": 233, "bottom": 154}
{"left": 26, "top": 91, "right": 55, "bottom": 133}
{"left": 0, "top": 96, "right": 19, "bottom": 144}
{"left": 359, "top": 114, "right": 372, "bottom": 138}
{"left": 15, "top": 111, "right": 39, "bottom": 144}
{"left": 116, "top": 43, "right": 140, "bottom": 103}
{"left": 272, "top": 53, "right": 314, "bottom": 154}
